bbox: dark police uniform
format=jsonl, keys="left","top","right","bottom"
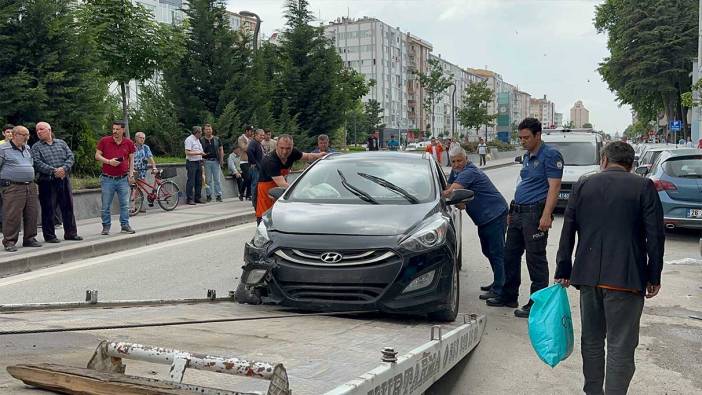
{"left": 498, "top": 143, "right": 563, "bottom": 310}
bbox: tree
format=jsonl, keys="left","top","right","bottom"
{"left": 582, "top": 122, "right": 593, "bottom": 128}
{"left": 414, "top": 58, "right": 453, "bottom": 137}
{"left": 79, "top": 0, "right": 182, "bottom": 138}
{"left": 165, "top": 0, "right": 235, "bottom": 129}
{"left": 130, "top": 82, "right": 184, "bottom": 155}
{"left": 457, "top": 80, "right": 496, "bottom": 140}
{"left": 0, "top": 0, "right": 108, "bottom": 174}
{"left": 364, "top": 99, "right": 384, "bottom": 131}
{"left": 595, "top": 0, "right": 698, "bottom": 139}
{"left": 565, "top": 120, "right": 575, "bottom": 128}
{"left": 273, "top": 0, "right": 367, "bottom": 137}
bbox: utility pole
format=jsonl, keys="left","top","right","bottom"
{"left": 239, "top": 11, "right": 261, "bottom": 50}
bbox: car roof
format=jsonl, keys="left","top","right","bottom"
{"left": 542, "top": 132, "right": 599, "bottom": 142}
{"left": 659, "top": 148, "right": 702, "bottom": 158}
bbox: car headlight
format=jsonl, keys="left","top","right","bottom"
{"left": 399, "top": 216, "right": 449, "bottom": 252}
{"left": 252, "top": 222, "right": 270, "bottom": 248}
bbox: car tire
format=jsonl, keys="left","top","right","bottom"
{"left": 234, "top": 278, "right": 262, "bottom": 305}
{"left": 428, "top": 264, "right": 459, "bottom": 322}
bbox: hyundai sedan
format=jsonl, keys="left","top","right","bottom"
{"left": 235, "top": 152, "right": 473, "bottom": 321}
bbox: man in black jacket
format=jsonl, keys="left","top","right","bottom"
{"left": 555, "top": 141, "right": 664, "bottom": 395}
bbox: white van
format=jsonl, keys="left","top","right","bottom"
{"left": 541, "top": 129, "right": 603, "bottom": 208}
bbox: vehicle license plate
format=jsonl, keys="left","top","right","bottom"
{"left": 558, "top": 192, "right": 570, "bottom": 200}
{"left": 687, "top": 209, "right": 702, "bottom": 218}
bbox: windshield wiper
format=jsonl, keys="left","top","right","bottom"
{"left": 357, "top": 172, "right": 420, "bottom": 204}
{"left": 337, "top": 169, "right": 379, "bottom": 204}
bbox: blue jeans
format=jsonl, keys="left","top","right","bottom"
{"left": 477, "top": 211, "right": 507, "bottom": 296}
{"left": 249, "top": 166, "right": 259, "bottom": 208}
{"left": 101, "top": 176, "right": 130, "bottom": 227}
{"left": 204, "top": 160, "right": 222, "bottom": 198}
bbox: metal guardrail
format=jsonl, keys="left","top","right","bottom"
{"left": 87, "top": 340, "right": 290, "bottom": 395}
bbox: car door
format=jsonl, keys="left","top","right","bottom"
{"left": 435, "top": 161, "right": 462, "bottom": 254}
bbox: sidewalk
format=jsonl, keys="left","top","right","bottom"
{"left": 0, "top": 199, "right": 256, "bottom": 278}
{"left": 442, "top": 155, "right": 518, "bottom": 175}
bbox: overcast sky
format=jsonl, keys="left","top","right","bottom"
{"left": 225, "top": 0, "right": 631, "bottom": 133}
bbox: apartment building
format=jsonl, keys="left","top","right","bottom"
{"left": 570, "top": 100, "right": 590, "bottom": 128}
{"left": 529, "top": 95, "right": 556, "bottom": 127}
{"left": 406, "top": 34, "right": 432, "bottom": 135}
{"left": 554, "top": 112, "right": 563, "bottom": 128}
{"left": 513, "top": 90, "right": 531, "bottom": 126}
{"left": 324, "top": 17, "right": 409, "bottom": 132}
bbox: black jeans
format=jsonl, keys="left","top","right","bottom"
{"left": 579, "top": 286, "right": 644, "bottom": 395}
{"left": 240, "top": 163, "right": 252, "bottom": 199}
{"left": 501, "top": 207, "right": 549, "bottom": 303}
{"left": 479, "top": 154, "right": 487, "bottom": 166}
{"left": 233, "top": 175, "right": 244, "bottom": 198}
{"left": 38, "top": 177, "right": 77, "bottom": 240}
{"left": 185, "top": 160, "right": 203, "bottom": 202}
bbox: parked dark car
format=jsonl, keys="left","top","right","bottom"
{"left": 236, "top": 152, "right": 473, "bottom": 321}
{"left": 642, "top": 149, "right": 702, "bottom": 230}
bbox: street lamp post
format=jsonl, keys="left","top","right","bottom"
{"left": 239, "top": 11, "right": 261, "bottom": 50}
{"left": 450, "top": 83, "right": 456, "bottom": 140}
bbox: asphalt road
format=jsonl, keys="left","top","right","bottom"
{"left": 1, "top": 164, "right": 700, "bottom": 394}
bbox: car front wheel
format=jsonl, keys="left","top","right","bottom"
{"left": 428, "top": 264, "right": 459, "bottom": 322}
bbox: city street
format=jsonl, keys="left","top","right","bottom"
{"left": 0, "top": 164, "right": 700, "bottom": 394}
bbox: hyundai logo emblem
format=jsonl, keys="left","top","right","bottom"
{"left": 320, "top": 252, "right": 343, "bottom": 263}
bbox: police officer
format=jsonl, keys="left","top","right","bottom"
{"left": 486, "top": 117, "right": 563, "bottom": 318}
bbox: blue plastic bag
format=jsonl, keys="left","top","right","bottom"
{"left": 528, "top": 283, "right": 574, "bottom": 367}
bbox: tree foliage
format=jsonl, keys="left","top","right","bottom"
{"left": 595, "top": 0, "right": 698, "bottom": 135}
{"left": 0, "top": 0, "right": 108, "bottom": 174}
{"left": 79, "top": 0, "right": 182, "bottom": 138}
{"left": 414, "top": 58, "right": 453, "bottom": 136}
{"left": 457, "top": 80, "right": 496, "bottom": 133}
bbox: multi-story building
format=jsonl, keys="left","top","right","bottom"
{"left": 406, "top": 34, "right": 432, "bottom": 138}
{"left": 135, "top": 0, "right": 184, "bottom": 25}
{"left": 225, "top": 10, "right": 260, "bottom": 36}
{"left": 554, "top": 112, "right": 563, "bottom": 127}
{"left": 324, "top": 17, "right": 409, "bottom": 135}
{"left": 513, "top": 90, "right": 531, "bottom": 126}
{"left": 529, "top": 95, "right": 556, "bottom": 127}
{"left": 570, "top": 100, "right": 590, "bottom": 128}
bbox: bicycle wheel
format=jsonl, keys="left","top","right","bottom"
{"left": 156, "top": 180, "right": 180, "bottom": 211}
{"left": 129, "top": 185, "right": 145, "bottom": 216}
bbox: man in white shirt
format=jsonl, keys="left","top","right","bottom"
{"left": 184, "top": 126, "right": 205, "bottom": 205}
{"left": 478, "top": 138, "right": 488, "bottom": 166}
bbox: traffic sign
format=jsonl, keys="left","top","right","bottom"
{"left": 669, "top": 120, "right": 682, "bottom": 131}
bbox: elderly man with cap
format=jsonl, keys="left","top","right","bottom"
{"left": 444, "top": 143, "right": 509, "bottom": 300}
{"left": 0, "top": 125, "right": 41, "bottom": 252}
{"left": 31, "top": 121, "right": 83, "bottom": 243}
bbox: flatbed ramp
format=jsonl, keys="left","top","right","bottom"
{"left": 0, "top": 302, "right": 485, "bottom": 394}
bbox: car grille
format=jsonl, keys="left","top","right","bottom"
{"left": 274, "top": 248, "right": 398, "bottom": 267}
{"left": 560, "top": 182, "right": 573, "bottom": 192}
{"left": 277, "top": 281, "right": 386, "bottom": 302}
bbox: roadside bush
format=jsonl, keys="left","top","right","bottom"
{"left": 488, "top": 140, "right": 516, "bottom": 152}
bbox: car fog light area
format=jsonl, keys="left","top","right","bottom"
{"left": 402, "top": 270, "right": 435, "bottom": 293}
{"left": 245, "top": 269, "right": 268, "bottom": 285}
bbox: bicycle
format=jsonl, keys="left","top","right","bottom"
{"left": 129, "top": 168, "right": 180, "bottom": 216}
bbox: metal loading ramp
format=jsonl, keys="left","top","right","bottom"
{"left": 1, "top": 302, "right": 486, "bottom": 394}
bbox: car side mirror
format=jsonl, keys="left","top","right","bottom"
{"left": 446, "top": 189, "right": 474, "bottom": 206}
{"left": 634, "top": 166, "right": 649, "bottom": 176}
{"left": 268, "top": 187, "right": 286, "bottom": 200}
{"left": 514, "top": 156, "right": 523, "bottom": 164}
{"left": 633, "top": 160, "right": 639, "bottom": 167}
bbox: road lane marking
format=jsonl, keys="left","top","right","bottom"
{"left": 0, "top": 223, "right": 256, "bottom": 288}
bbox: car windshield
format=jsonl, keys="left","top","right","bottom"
{"left": 286, "top": 158, "right": 434, "bottom": 204}
{"left": 663, "top": 156, "right": 702, "bottom": 179}
{"left": 545, "top": 141, "right": 598, "bottom": 165}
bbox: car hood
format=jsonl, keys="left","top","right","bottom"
{"left": 268, "top": 201, "right": 437, "bottom": 236}
{"left": 561, "top": 165, "right": 599, "bottom": 183}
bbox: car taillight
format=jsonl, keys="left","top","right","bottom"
{"left": 652, "top": 179, "right": 677, "bottom": 192}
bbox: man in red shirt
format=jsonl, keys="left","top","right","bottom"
{"left": 95, "top": 121, "right": 136, "bottom": 235}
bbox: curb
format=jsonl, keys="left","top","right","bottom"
{"left": 0, "top": 211, "right": 256, "bottom": 279}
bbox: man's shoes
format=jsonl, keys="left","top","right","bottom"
{"left": 4, "top": 243, "right": 17, "bottom": 252}
{"left": 65, "top": 235, "right": 84, "bottom": 241}
{"left": 101, "top": 226, "right": 110, "bottom": 235}
{"left": 479, "top": 291, "right": 499, "bottom": 300}
{"left": 187, "top": 199, "right": 196, "bottom": 205}
{"left": 206, "top": 195, "right": 212, "bottom": 202}
{"left": 238, "top": 196, "right": 244, "bottom": 201}
{"left": 120, "top": 225, "right": 136, "bottom": 234}
{"left": 23, "top": 238, "right": 42, "bottom": 247}
{"left": 480, "top": 283, "right": 494, "bottom": 292}
{"left": 44, "top": 238, "right": 61, "bottom": 244}
{"left": 514, "top": 303, "right": 532, "bottom": 318}
{"left": 216, "top": 196, "right": 223, "bottom": 202}
{"left": 194, "top": 199, "right": 205, "bottom": 204}
{"left": 485, "top": 297, "right": 518, "bottom": 308}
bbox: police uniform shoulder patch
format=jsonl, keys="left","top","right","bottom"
{"left": 556, "top": 161, "right": 563, "bottom": 169}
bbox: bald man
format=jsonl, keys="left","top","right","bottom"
{"left": 31, "top": 122, "right": 82, "bottom": 242}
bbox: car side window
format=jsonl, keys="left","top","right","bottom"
{"left": 435, "top": 161, "right": 448, "bottom": 189}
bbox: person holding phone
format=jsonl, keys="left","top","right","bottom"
{"left": 95, "top": 121, "right": 136, "bottom": 235}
